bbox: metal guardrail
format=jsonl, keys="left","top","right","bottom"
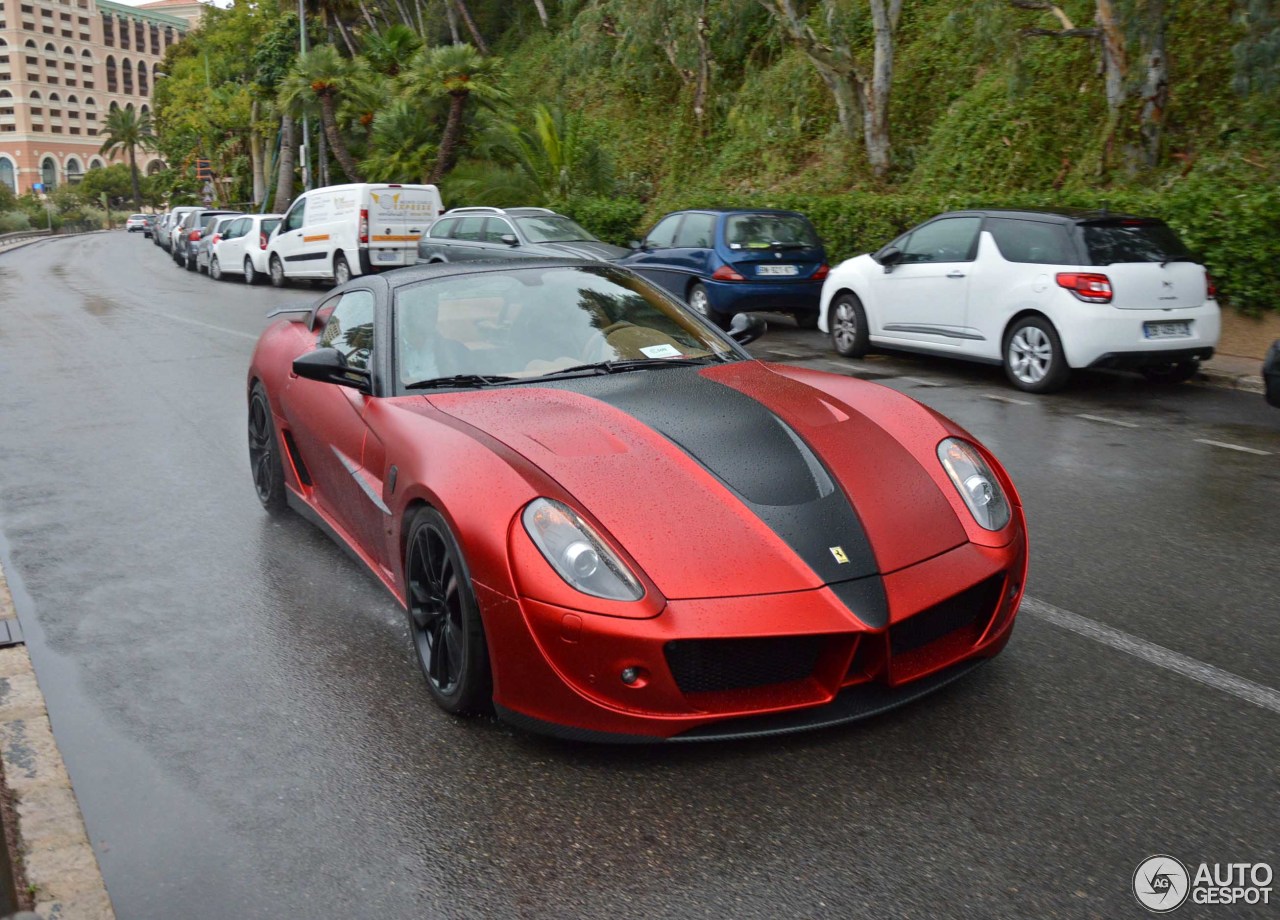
{"left": 0, "top": 229, "right": 53, "bottom": 247}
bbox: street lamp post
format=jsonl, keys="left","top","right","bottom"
{"left": 297, "top": 0, "right": 311, "bottom": 190}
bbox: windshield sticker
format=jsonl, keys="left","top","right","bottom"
{"left": 640, "top": 344, "right": 682, "bottom": 359}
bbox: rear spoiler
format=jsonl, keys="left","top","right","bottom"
{"left": 266, "top": 305, "right": 313, "bottom": 323}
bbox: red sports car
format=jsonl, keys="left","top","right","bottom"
{"left": 247, "top": 260, "right": 1027, "bottom": 741}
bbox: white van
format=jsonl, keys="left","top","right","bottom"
{"left": 266, "top": 183, "right": 443, "bottom": 287}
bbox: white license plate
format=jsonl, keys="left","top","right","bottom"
{"left": 375, "top": 250, "right": 400, "bottom": 262}
{"left": 757, "top": 264, "right": 798, "bottom": 276}
{"left": 1144, "top": 321, "right": 1191, "bottom": 339}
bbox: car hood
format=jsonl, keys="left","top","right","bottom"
{"left": 428, "top": 361, "right": 966, "bottom": 600}
{"left": 534, "top": 241, "right": 631, "bottom": 262}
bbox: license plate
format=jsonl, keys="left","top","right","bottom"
{"left": 1144, "top": 321, "right": 1191, "bottom": 339}
{"left": 375, "top": 250, "right": 399, "bottom": 262}
{"left": 757, "top": 264, "right": 798, "bottom": 276}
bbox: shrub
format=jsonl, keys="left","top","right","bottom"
{"left": 0, "top": 211, "right": 32, "bottom": 234}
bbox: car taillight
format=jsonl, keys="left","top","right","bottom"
{"left": 260, "top": 232, "right": 268, "bottom": 250}
{"left": 359, "top": 208, "right": 368, "bottom": 245}
{"left": 812, "top": 263, "right": 830, "bottom": 281}
{"left": 711, "top": 264, "right": 745, "bottom": 281}
{"left": 210, "top": 234, "right": 221, "bottom": 244}
{"left": 189, "top": 230, "right": 202, "bottom": 242}
{"left": 1206, "top": 274, "right": 1217, "bottom": 299}
{"left": 1055, "top": 271, "right": 1112, "bottom": 304}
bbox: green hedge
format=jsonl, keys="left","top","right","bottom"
{"left": 566, "top": 178, "right": 1279, "bottom": 316}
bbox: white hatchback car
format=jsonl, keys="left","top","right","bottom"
{"left": 819, "top": 209, "right": 1220, "bottom": 392}
{"left": 208, "top": 213, "right": 283, "bottom": 284}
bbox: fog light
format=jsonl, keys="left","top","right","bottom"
{"left": 620, "top": 667, "right": 640, "bottom": 685}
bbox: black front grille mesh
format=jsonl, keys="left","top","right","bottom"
{"left": 891, "top": 574, "right": 1004, "bottom": 656}
{"left": 665, "top": 635, "right": 824, "bottom": 694}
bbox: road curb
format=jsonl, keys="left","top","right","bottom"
{"left": 0, "top": 229, "right": 115, "bottom": 257}
{"left": 1196, "top": 366, "right": 1266, "bottom": 395}
{"left": 0, "top": 561, "right": 115, "bottom": 919}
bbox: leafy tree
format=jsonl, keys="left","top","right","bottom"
{"left": 98, "top": 106, "right": 158, "bottom": 210}
{"left": 363, "top": 24, "right": 423, "bottom": 76}
{"left": 402, "top": 43, "right": 507, "bottom": 183}
{"left": 279, "top": 45, "right": 366, "bottom": 182}
{"left": 362, "top": 99, "right": 437, "bottom": 181}
{"left": 77, "top": 163, "right": 136, "bottom": 205}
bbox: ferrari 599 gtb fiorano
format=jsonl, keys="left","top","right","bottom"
{"left": 247, "top": 260, "right": 1028, "bottom": 742}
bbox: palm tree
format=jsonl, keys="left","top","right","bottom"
{"left": 278, "top": 45, "right": 364, "bottom": 182}
{"left": 361, "top": 99, "right": 436, "bottom": 182}
{"left": 98, "top": 106, "right": 157, "bottom": 210}
{"left": 362, "top": 24, "right": 421, "bottom": 77}
{"left": 446, "top": 104, "right": 613, "bottom": 206}
{"left": 401, "top": 43, "right": 505, "bottom": 184}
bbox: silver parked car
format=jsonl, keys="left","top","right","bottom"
{"left": 417, "top": 207, "right": 628, "bottom": 264}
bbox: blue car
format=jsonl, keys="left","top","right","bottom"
{"left": 620, "top": 208, "right": 829, "bottom": 329}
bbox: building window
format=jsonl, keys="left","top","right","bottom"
{"left": 134, "top": 21, "right": 142, "bottom": 49}
{"left": 122, "top": 58, "right": 132, "bottom": 94}
{"left": 164, "top": 26, "right": 172, "bottom": 48}
{"left": 105, "top": 55, "right": 116, "bottom": 92}
{"left": 138, "top": 60, "right": 148, "bottom": 94}
{"left": 101, "top": 12, "right": 111, "bottom": 45}
{"left": 41, "top": 157, "right": 57, "bottom": 188}
{"left": 0, "top": 158, "right": 15, "bottom": 193}
{"left": 149, "top": 24, "right": 158, "bottom": 54}
{"left": 118, "top": 15, "right": 129, "bottom": 49}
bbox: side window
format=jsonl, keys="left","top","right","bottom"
{"left": 899, "top": 217, "right": 981, "bottom": 264}
{"left": 645, "top": 214, "right": 682, "bottom": 249}
{"left": 484, "top": 218, "right": 515, "bottom": 243}
{"left": 318, "top": 290, "right": 376, "bottom": 370}
{"left": 231, "top": 218, "right": 251, "bottom": 239}
{"left": 283, "top": 200, "right": 306, "bottom": 233}
{"left": 430, "top": 217, "right": 458, "bottom": 239}
{"left": 453, "top": 216, "right": 486, "bottom": 241}
{"left": 986, "top": 218, "right": 1074, "bottom": 264}
{"left": 674, "top": 213, "right": 716, "bottom": 249}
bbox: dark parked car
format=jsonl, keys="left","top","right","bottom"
{"left": 619, "top": 208, "right": 829, "bottom": 329}
{"left": 1265, "top": 340, "right": 1280, "bottom": 408}
{"left": 417, "top": 207, "right": 628, "bottom": 264}
{"left": 174, "top": 209, "right": 240, "bottom": 271}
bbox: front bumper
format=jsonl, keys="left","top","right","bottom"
{"left": 705, "top": 278, "right": 824, "bottom": 316}
{"left": 483, "top": 534, "right": 1027, "bottom": 742}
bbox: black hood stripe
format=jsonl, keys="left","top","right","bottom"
{"left": 541, "top": 367, "right": 888, "bottom": 626}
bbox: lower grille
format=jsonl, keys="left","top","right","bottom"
{"left": 665, "top": 635, "right": 824, "bottom": 694}
{"left": 891, "top": 574, "right": 1004, "bottom": 656}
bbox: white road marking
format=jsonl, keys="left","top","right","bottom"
{"left": 1022, "top": 595, "right": 1280, "bottom": 715}
{"left": 1076, "top": 413, "right": 1139, "bottom": 428}
{"left": 900, "top": 376, "right": 943, "bottom": 387}
{"left": 985, "top": 394, "right": 1033, "bottom": 406}
{"left": 1194, "top": 438, "right": 1272, "bottom": 456}
{"left": 134, "top": 308, "right": 259, "bottom": 341}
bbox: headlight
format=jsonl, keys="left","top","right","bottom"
{"left": 522, "top": 498, "right": 644, "bottom": 601}
{"left": 937, "top": 438, "right": 1011, "bottom": 531}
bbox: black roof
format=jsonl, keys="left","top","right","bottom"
{"left": 936, "top": 207, "right": 1150, "bottom": 224}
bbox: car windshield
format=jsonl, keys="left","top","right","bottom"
{"left": 1080, "top": 219, "right": 1192, "bottom": 264}
{"left": 394, "top": 265, "right": 736, "bottom": 388}
{"left": 130, "top": 214, "right": 146, "bottom": 221}
{"left": 513, "top": 215, "right": 597, "bottom": 244}
{"left": 725, "top": 214, "right": 820, "bottom": 250}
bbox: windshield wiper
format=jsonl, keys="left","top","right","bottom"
{"left": 405, "top": 373, "right": 515, "bottom": 390}
{"left": 519, "top": 356, "right": 725, "bottom": 381}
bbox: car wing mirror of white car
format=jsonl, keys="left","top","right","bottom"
{"left": 876, "top": 246, "right": 903, "bottom": 272}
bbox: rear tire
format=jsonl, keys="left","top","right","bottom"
{"left": 269, "top": 255, "right": 288, "bottom": 288}
{"left": 404, "top": 507, "right": 492, "bottom": 715}
{"left": 333, "top": 253, "right": 352, "bottom": 286}
{"left": 1141, "top": 360, "right": 1199, "bottom": 385}
{"left": 247, "top": 382, "right": 288, "bottom": 514}
{"left": 186, "top": 251, "right": 198, "bottom": 272}
{"left": 1003, "top": 316, "right": 1071, "bottom": 393}
{"left": 829, "top": 293, "right": 869, "bottom": 358}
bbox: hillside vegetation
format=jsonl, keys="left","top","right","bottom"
{"left": 140, "top": 0, "right": 1278, "bottom": 312}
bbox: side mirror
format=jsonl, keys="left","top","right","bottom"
{"left": 877, "top": 246, "right": 903, "bottom": 272}
{"left": 293, "top": 348, "right": 371, "bottom": 394}
{"left": 500, "top": 234, "right": 519, "bottom": 246}
{"left": 628, "top": 240, "right": 643, "bottom": 251}
{"left": 727, "top": 312, "right": 766, "bottom": 346}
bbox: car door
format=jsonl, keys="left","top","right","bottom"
{"left": 419, "top": 216, "right": 459, "bottom": 262}
{"left": 219, "top": 217, "right": 250, "bottom": 267}
{"left": 272, "top": 198, "right": 308, "bottom": 278}
{"left": 871, "top": 216, "right": 981, "bottom": 347}
{"left": 481, "top": 217, "right": 526, "bottom": 259}
{"left": 622, "top": 213, "right": 686, "bottom": 298}
{"left": 443, "top": 215, "right": 490, "bottom": 262}
{"left": 665, "top": 212, "right": 716, "bottom": 294}
{"left": 282, "top": 289, "right": 390, "bottom": 569}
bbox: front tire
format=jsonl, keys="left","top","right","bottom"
{"left": 1004, "top": 316, "right": 1071, "bottom": 393}
{"left": 244, "top": 256, "right": 260, "bottom": 285}
{"left": 404, "top": 507, "right": 492, "bottom": 715}
{"left": 829, "top": 293, "right": 870, "bottom": 358}
{"left": 1141, "top": 360, "right": 1199, "bottom": 385}
{"left": 269, "top": 255, "right": 288, "bottom": 288}
{"left": 209, "top": 255, "right": 223, "bottom": 280}
{"left": 333, "top": 253, "right": 352, "bottom": 286}
{"left": 247, "top": 382, "right": 288, "bottom": 514}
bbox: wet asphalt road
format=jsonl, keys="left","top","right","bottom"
{"left": 0, "top": 233, "right": 1276, "bottom": 919}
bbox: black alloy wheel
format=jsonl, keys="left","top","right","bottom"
{"left": 247, "top": 382, "right": 287, "bottom": 513}
{"left": 404, "top": 508, "right": 491, "bottom": 714}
